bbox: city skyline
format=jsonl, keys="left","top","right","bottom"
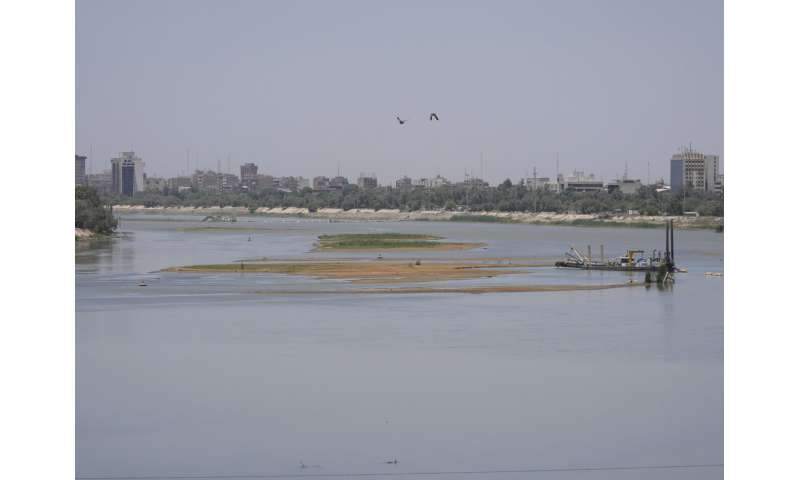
{"left": 82, "top": 144, "right": 717, "bottom": 191}
{"left": 77, "top": 0, "right": 722, "bottom": 183}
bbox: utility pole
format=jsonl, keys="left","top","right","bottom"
{"left": 556, "top": 152, "right": 560, "bottom": 193}
{"left": 465, "top": 169, "right": 469, "bottom": 210}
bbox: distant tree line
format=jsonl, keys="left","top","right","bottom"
{"left": 114, "top": 181, "right": 723, "bottom": 217}
{"left": 76, "top": 186, "right": 117, "bottom": 234}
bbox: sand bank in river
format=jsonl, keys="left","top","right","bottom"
{"left": 163, "top": 260, "right": 550, "bottom": 284}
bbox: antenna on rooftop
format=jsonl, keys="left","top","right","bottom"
{"left": 556, "top": 152, "right": 560, "bottom": 178}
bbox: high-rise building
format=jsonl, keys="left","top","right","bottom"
{"left": 75, "top": 155, "right": 87, "bottom": 186}
{"left": 120, "top": 162, "right": 136, "bottom": 196}
{"left": 240, "top": 163, "right": 258, "bottom": 191}
{"left": 110, "top": 151, "right": 145, "bottom": 196}
{"left": 670, "top": 147, "right": 719, "bottom": 192}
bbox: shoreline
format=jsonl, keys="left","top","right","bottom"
{"left": 113, "top": 205, "right": 723, "bottom": 230}
{"left": 248, "top": 282, "right": 642, "bottom": 295}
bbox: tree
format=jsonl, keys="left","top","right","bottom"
{"left": 75, "top": 186, "right": 117, "bottom": 234}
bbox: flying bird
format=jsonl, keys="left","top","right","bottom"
{"left": 396, "top": 115, "right": 406, "bottom": 125}
{"left": 429, "top": 113, "right": 439, "bottom": 121}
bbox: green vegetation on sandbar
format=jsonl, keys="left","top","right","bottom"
{"left": 316, "top": 233, "right": 481, "bottom": 250}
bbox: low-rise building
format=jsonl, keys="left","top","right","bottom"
{"left": 607, "top": 177, "right": 642, "bottom": 195}
{"left": 713, "top": 174, "right": 724, "bottom": 194}
{"left": 218, "top": 173, "right": 239, "bottom": 193}
{"left": 558, "top": 171, "right": 604, "bottom": 193}
{"left": 257, "top": 174, "right": 278, "bottom": 191}
{"left": 429, "top": 175, "right": 450, "bottom": 188}
{"left": 395, "top": 176, "right": 413, "bottom": 189}
{"left": 329, "top": 176, "right": 349, "bottom": 190}
{"left": 313, "top": 176, "right": 330, "bottom": 190}
{"left": 167, "top": 176, "right": 192, "bottom": 193}
{"left": 296, "top": 176, "right": 310, "bottom": 190}
{"left": 274, "top": 176, "right": 308, "bottom": 191}
{"left": 525, "top": 176, "right": 552, "bottom": 191}
{"left": 192, "top": 170, "right": 220, "bottom": 193}
{"left": 357, "top": 174, "right": 378, "bottom": 189}
{"left": 87, "top": 171, "right": 113, "bottom": 194}
{"left": 458, "top": 177, "right": 489, "bottom": 188}
{"left": 144, "top": 176, "right": 168, "bottom": 193}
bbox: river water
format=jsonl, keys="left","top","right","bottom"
{"left": 76, "top": 215, "right": 723, "bottom": 479}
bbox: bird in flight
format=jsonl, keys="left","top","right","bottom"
{"left": 396, "top": 115, "right": 406, "bottom": 125}
{"left": 429, "top": 113, "right": 439, "bottom": 121}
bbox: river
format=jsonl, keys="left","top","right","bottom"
{"left": 76, "top": 214, "right": 723, "bottom": 479}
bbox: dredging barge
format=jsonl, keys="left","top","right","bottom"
{"left": 555, "top": 220, "right": 676, "bottom": 273}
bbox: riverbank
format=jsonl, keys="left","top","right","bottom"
{"left": 113, "top": 205, "right": 723, "bottom": 230}
{"left": 75, "top": 227, "right": 97, "bottom": 240}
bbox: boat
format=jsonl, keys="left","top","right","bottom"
{"left": 555, "top": 220, "right": 677, "bottom": 273}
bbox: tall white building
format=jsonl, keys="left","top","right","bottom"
{"left": 670, "top": 147, "right": 719, "bottom": 192}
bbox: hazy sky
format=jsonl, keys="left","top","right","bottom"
{"left": 76, "top": 0, "right": 722, "bottom": 184}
